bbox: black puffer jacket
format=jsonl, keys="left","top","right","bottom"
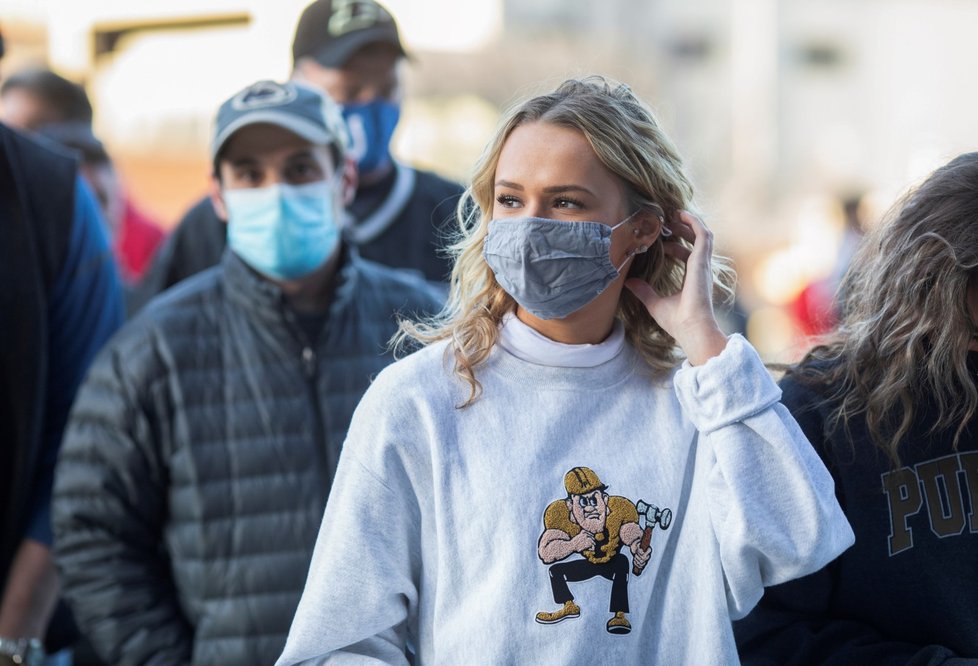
{"left": 53, "top": 249, "right": 443, "bottom": 665}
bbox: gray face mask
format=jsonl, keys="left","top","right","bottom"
{"left": 483, "top": 212, "right": 639, "bottom": 320}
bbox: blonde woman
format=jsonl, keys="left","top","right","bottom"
{"left": 736, "top": 153, "right": 978, "bottom": 662}
{"left": 277, "top": 76, "right": 852, "bottom": 665}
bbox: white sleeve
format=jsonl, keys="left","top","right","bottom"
{"left": 673, "top": 334, "right": 854, "bottom": 620}
{"left": 276, "top": 382, "right": 422, "bottom": 665}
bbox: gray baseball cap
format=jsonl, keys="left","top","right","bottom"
{"left": 210, "top": 80, "right": 348, "bottom": 166}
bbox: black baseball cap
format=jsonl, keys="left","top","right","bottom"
{"left": 292, "top": 0, "right": 407, "bottom": 69}
{"left": 211, "top": 80, "right": 348, "bottom": 165}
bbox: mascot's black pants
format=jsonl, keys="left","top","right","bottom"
{"left": 548, "top": 553, "right": 629, "bottom": 613}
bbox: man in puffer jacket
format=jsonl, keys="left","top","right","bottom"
{"left": 51, "top": 80, "right": 444, "bottom": 666}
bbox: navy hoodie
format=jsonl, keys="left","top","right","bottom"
{"left": 735, "top": 359, "right": 978, "bottom": 663}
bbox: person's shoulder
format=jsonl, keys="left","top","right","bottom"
{"left": 177, "top": 195, "right": 220, "bottom": 225}
{"left": 350, "top": 339, "right": 457, "bottom": 427}
{"left": 1, "top": 125, "right": 77, "bottom": 212}
{"left": 367, "top": 340, "right": 457, "bottom": 402}
{"left": 168, "top": 195, "right": 225, "bottom": 248}
{"left": 351, "top": 253, "right": 446, "bottom": 309}
{"left": 2, "top": 126, "right": 83, "bottom": 282}
{"left": 403, "top": 164, "right": 465, "bottom": 202}
{"left": 1, "top": 123, "right": 76, "bottom": 171}
{"left": 410, "top": 166, "right": 463, "bottom": 190}
{"left": 131, "top": 266, "right": 223, "bottom": 330}
{"left": 96, "top": 267, "right": 223, "bottom": 377}
{"left": 353, "top": 254, "right": 441, "bottom": 289}
{"left": 374, "top": 339, "right": 453, "bottom": 387}
{"left": 779, "top": 359, "right": 839, "bottom": 413}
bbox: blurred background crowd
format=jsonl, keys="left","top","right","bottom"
{"left": 6, "top": 0, "right": 978, "bottom": 360}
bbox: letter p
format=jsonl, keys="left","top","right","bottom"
{"left": 881, "top": 467, "right": 922, "bottom": 556}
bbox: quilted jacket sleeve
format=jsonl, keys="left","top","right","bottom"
{"left": 52, "top": 325, "right": 193, "bottom": 666}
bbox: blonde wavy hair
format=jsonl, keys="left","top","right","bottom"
{"left": 400, "top": 76, "right": 735, "bottom": 405}
{"left": 792, "top": 152, "right": 978, "bottom": 464}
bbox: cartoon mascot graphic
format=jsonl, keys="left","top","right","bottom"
{"left": 535, "top": 466, "right": 672, "bottom": 635}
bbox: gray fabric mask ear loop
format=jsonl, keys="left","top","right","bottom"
{"left": 612, "top": 210, "right": 644, "bottom": 273}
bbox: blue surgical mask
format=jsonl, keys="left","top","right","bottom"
{"left": 225, "top": 180, "right": 340, "bottom": 280}
{"left": 342, "top": 99, "right": 400, "bottom": 175}
{"left": 483, "top": 212, "right": 639, "bottom": 320}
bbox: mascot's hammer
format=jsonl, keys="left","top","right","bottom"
{"left": 633, "top": 500, "right": 673, "bottom": 575}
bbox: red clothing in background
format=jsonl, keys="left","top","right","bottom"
{"left": 789, "top": 279, "right": 838, "bottom": 338}
{"left": 115, "top": 197, "right": 165, "bottom": 282}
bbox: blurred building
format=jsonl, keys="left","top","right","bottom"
{"left": 3, "top": 0, "right": 978, "bottom": 357}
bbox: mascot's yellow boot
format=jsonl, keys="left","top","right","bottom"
{"left": 535, "top": 600, "right": 581, "bottom": 624}
{"left": 606, "top": 612, "right": 631, "bottom": 635}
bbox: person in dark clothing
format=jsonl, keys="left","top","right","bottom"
{"left": 0, "top": 68, "right": 93, "bottom": 130}
{"left": 1, "top": 68, "right": 167, "bottom": 289}
{"left": 0, "top": 120, "right": 124, "bottom": 663}
{"left": 138, "top": 0, "right": 462, "bottom": 303}
{"left": 52, "top": 80, "right": 443, "bottom": 666}
{"left": 735, "top": 152, "right": 978, "bottom": 663}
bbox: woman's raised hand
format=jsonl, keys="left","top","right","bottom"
{"left": 624, "top": 210, "right": 727, "bottom": 365}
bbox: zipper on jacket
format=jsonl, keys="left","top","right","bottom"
{"left": 301, "top": 346, "right": 316, "bottom": 379}
{"left": 282, "top": 308, "right": 331, "bottom": 500}
{"left": 301, "top": 345, "right": 330, "bottom": 503}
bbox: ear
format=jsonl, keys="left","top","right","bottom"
{"left": 630, "top": 207, "right": 663, "bottom": 249}
{"left": 208, "top": 176, "right": 229, "bottom": 223}
{"left": 565, "top": 498, "right": 577, "bottom": 524}
{"left": 340, "top": 155, "right": 358, "bottom": 207}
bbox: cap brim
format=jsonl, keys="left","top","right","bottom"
{"left": 211, "top": 110, "right": 334, "bottom": 163}
{"left": 37, "top": 122, "right": 109, "bottom": 163}
{"left": 310, "top": 26, "right": 407, "bottom": 68}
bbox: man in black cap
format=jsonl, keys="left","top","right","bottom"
{"left": 52, "top": 80, "right": 443, "bottom": 665}
{"left": 139, "top": 0, "right": 463, "bottom": 304}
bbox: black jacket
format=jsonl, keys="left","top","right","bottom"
{"left": 0, "top": 125, "right": 75, "bottom": 577}
{"left": 0, "top": 124, "right": 123, "bottom": 652}
{"left": 735, "top": 366, "right": 978, "bottom": 663}
{"left": 53, "top": 248, "right": 443, "bottom": 665}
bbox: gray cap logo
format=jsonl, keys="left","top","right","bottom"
{"left": 230, "top": 81, "right": 298, "bottom": 111}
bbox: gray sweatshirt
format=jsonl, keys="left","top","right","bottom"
{"left": 278, "top": 331, "right": 853, "bottom": 665}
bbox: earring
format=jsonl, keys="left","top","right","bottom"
{"left": 660, "top": 226, "right": 673, "bottom": 238}
{"left": 633, "top": 229, "right": 640, "bottom": 237}
{"left": 636, "top": 244, "right": 648, "bottom": 254}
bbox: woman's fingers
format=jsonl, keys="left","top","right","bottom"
{"left": 664, "top": 211, "right": 696, "bottom": 241}
{"left": 663, "top": 211, "right": 712, "bottom": 252}
{"left": 677, "top": 211, "right": 712, "bottom": 249}
{"left": 662, "top": 211, "right": 711, "bottom": 270}
{"left": 675, "top": 212, "right": 713, "bottom": 280}
{"left": 662, "top": 241, "right": 691, "bottom": 263}
{"left": 663, "top": 219, "right": 694, "bottom": 244}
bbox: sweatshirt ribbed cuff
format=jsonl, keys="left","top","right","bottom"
{"left": 673, "top": 334, "right": 781, "bottom": 433}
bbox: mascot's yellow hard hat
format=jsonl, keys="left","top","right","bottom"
{"left": 564, "top": 467, "right": 608, "bottom": 496}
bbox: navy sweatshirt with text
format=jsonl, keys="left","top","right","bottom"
{"left": 735, "top": 359, "right": 978, "bottom": 664}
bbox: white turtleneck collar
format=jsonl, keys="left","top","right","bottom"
{"left": 497, "top": 312, "right": 626, "bottom": 368}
